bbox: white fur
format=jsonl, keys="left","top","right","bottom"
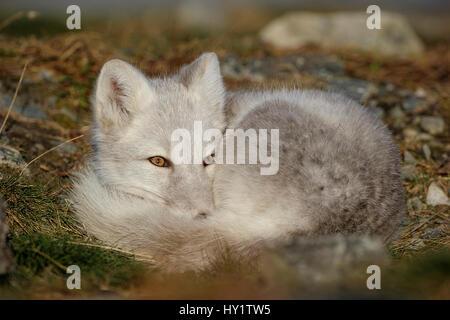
{"left": 71, "top": 52, "right": 404, "bottom": 272}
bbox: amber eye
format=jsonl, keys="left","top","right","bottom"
{"left": 149, "top": 156, "right": 169, "bottom": 167}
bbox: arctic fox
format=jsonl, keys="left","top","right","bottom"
{"left": 71, "top": 52, "right": 405, "bottom": 272}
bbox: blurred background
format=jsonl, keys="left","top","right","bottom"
{"left": 0, "top": 0, "right": 448, "bottom": 299}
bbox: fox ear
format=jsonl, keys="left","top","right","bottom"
{"left": 94, "top": 59, "right": 151, "bottom": 134}
{"left": 178, "top": 52, "right": 225, "bottom": 110}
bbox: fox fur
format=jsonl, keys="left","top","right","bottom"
{"left": 70, "top": 52, "right": 405, "bottom": 272}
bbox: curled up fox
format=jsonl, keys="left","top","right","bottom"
{"left": 70, "top": 52, "right": 405, "bottom": 272}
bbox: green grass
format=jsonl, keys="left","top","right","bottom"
{"left": 0, "top": 170, "right": 148, "bottom": 298}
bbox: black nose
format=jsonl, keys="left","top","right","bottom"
{"left": 196, "top": 211, "right": 209, "bottom": 219}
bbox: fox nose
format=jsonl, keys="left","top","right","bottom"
{"left": 195, "top": 210, "right": 210, "bottom": 219}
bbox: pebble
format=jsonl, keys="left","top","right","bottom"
{"left": 407, "top": 197, "right": 426, "bottom": 211}
{"left": 404, "top": 151, "right": 417, "bottom": 165}
{"left": 420, "top": 116, "right": 445, "bottom": 135}
{"left": 426, "top": 182, "right": 450, "bottom": 206}
{"left": 422, "top": 144, "right": 431, "bottom": 161}
{"left": 402, "top": 165, "right": 419, "bottom": 181}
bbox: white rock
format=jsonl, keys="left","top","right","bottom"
{"left": 260, "top": 11, "right": 424, "bottom": 57}
{"left": 420, "top": 116, "right": 445, "bottom": 135}
{"left": 426, "top": 182, "right": 450, "bottom": 206}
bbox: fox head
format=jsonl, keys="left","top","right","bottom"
{"left": 92, "top": 53, "right": 225, "bottom": 219}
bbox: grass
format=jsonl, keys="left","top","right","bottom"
{"left": 0, "top": 171, "right": 148, "bottom": 298}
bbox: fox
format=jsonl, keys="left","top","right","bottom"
{"left": 70, "top": 52, "right": 405, "bottom": 272}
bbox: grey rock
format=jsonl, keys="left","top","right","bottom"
{"left": 408, "top": 239, "right": 426, "bottom": 250}
{"left": 54, "top": 141, "right": 77, "bottom": 155}
{"left": 327, "top": 77, "right": 376, "bottom": 103}
{"left": 420, "top": 116, "right": 445, "bottom": 135}
{"left": 45, "top": 95, "right": 58, "bottom": 108}
{"left": 260, "top": 11, "right": 424, "bottom": 57}
{"left": 402, "top": 96, "right": 427, "bottom": 111}
{"left": 176, "top": 0, "right": 226, "bottom": 29}
{"left": 389, "top": 106, "right": 406, "bottom": 120}
{"left": 407, "top": 197, "right": 426, "bottom": 212}
{"left": 422, "top": 144, "right": 431, "bottom": 161}
{"left": 221, "top": 54, "right": 345, "bottom": 81}
{"left": 0, "top": 144, "right": 27, "bottom": 169}
{"left": 0, "top": 94, "right": 47, "bottom": 120}
{"left": 421, "top": 226, "right": 446, "bottom": 239}
{"left": 402, "top": 165, "right": 418, "bottom": 181}
{"left": 37, "top": 69, "right": 55, "bottom": 82}
{"left": 58, "top": 107, "right": 77, "bottom": 122}
{"left": 272, "top": 234, "right": 387, "bottom": 283}
{"left": 426, "top": 182, "right": 449, "bottom": 206}
{"left": 414, "top": 88, "right": 427, "bottom": 98}
{"left": 290, "top": 55, "right": 344, "bottom": 78}
{"left": 20, "top": 104, "right": 48, "bottom": 120}
{"left": 403, "top": 127, "right": 419, "bottom": 141}
{"left": 404, "top": 151, "right": 417, "bottom": 165}
{"left": 422, "top": 225, "right": 446, "bottom": 239}
{"left": 32, "top": 143, "right": 45, "bottom": 153}
{"left": 417, "top": 133, "right": 434, "bottom": 142}
{"left": 367, "top": 106, "right": 385, "bottom": 119}
{"left": 389, "top": 106, "right": 406, "bottom": 128}
{"left": 0, "top": 196, "right": 14, "bottom": 275}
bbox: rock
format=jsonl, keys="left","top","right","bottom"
{"left": 271, "top": 234, "right": 387, "bottom": 284}
{"left": 417, "top": 133, "right": 434, "bottom": 142}
{"left": 407, "top": 197, "right": 426, "bottom": 212}
{"left": 403, "top": 127, "right": 419, "bottom": 141}
{"left": 422, "top": 144, "right": 432, "bottom": 161}
{"left": 389, "top": 106, "right": 406, "bottom": 128}
{"left": 0, "top": 144, "right": 27, "bottom": 169}
{"left": 404, "top": 151, "right": 417, "bottom": 165}
{"left": 0, "top": 195, "right": 14, "bottom": 275}
{"left": 0, "top": 94, "right": 47, "bottom": 120}
{"left": 55, "top": 141, "right": 77, "bottom": 155}
{"left": 176, "top": 0, "right": 226, "bottom": 30}
{"left": 327, "top": 77, "right": 376, "bottom": 103}
{"left": 421, "top": 226, "right": 445, "bottom": 239}
{"left": 260, "top": 11, "right": 424, "bottom": 57}
{"left": 414, "top": 88, "right": 427, "bottom": 98}
{"left": 220, "top": 56, "right": 267, "bottom": 81}
{"left": 426, "top": 182, "right": 450, "bottom": 206}
{"left": 19, "top": 104, "right": 48, "bottom": 120}
{"left": 59, "top": 107, "right": 77, "bottom": 122}
{"left": 290, "top": 55, "right": 344, "bottom": 79}
{"left": 220, "top": 54, "right": 344, "bottom": 81}
{"left": 402, "top": 96, "right": 427, "bottom": 112}
{"left": 367, "top": 106, "right": 385, "bottom": 119}
{"left": 408, "top": 239, "right": 426, "bottom": 250}
{"left": 402, "top": 165, "right": 418, "bottom": 181}
{"left": 45, "top": 95, "right": 57, "bottom": 108}
{"left": 420, "top": 116, "right": 445, "bottom": 135}
{"left": 37, "top": 69, "right": 55, "bottom": 82}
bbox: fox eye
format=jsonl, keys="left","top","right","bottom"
{"left": 148, "top": 156, "right": 169, "bottom": 167}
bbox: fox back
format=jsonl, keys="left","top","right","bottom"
{"left": 213, "top": 89, "right": 405, "bottom": 244}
